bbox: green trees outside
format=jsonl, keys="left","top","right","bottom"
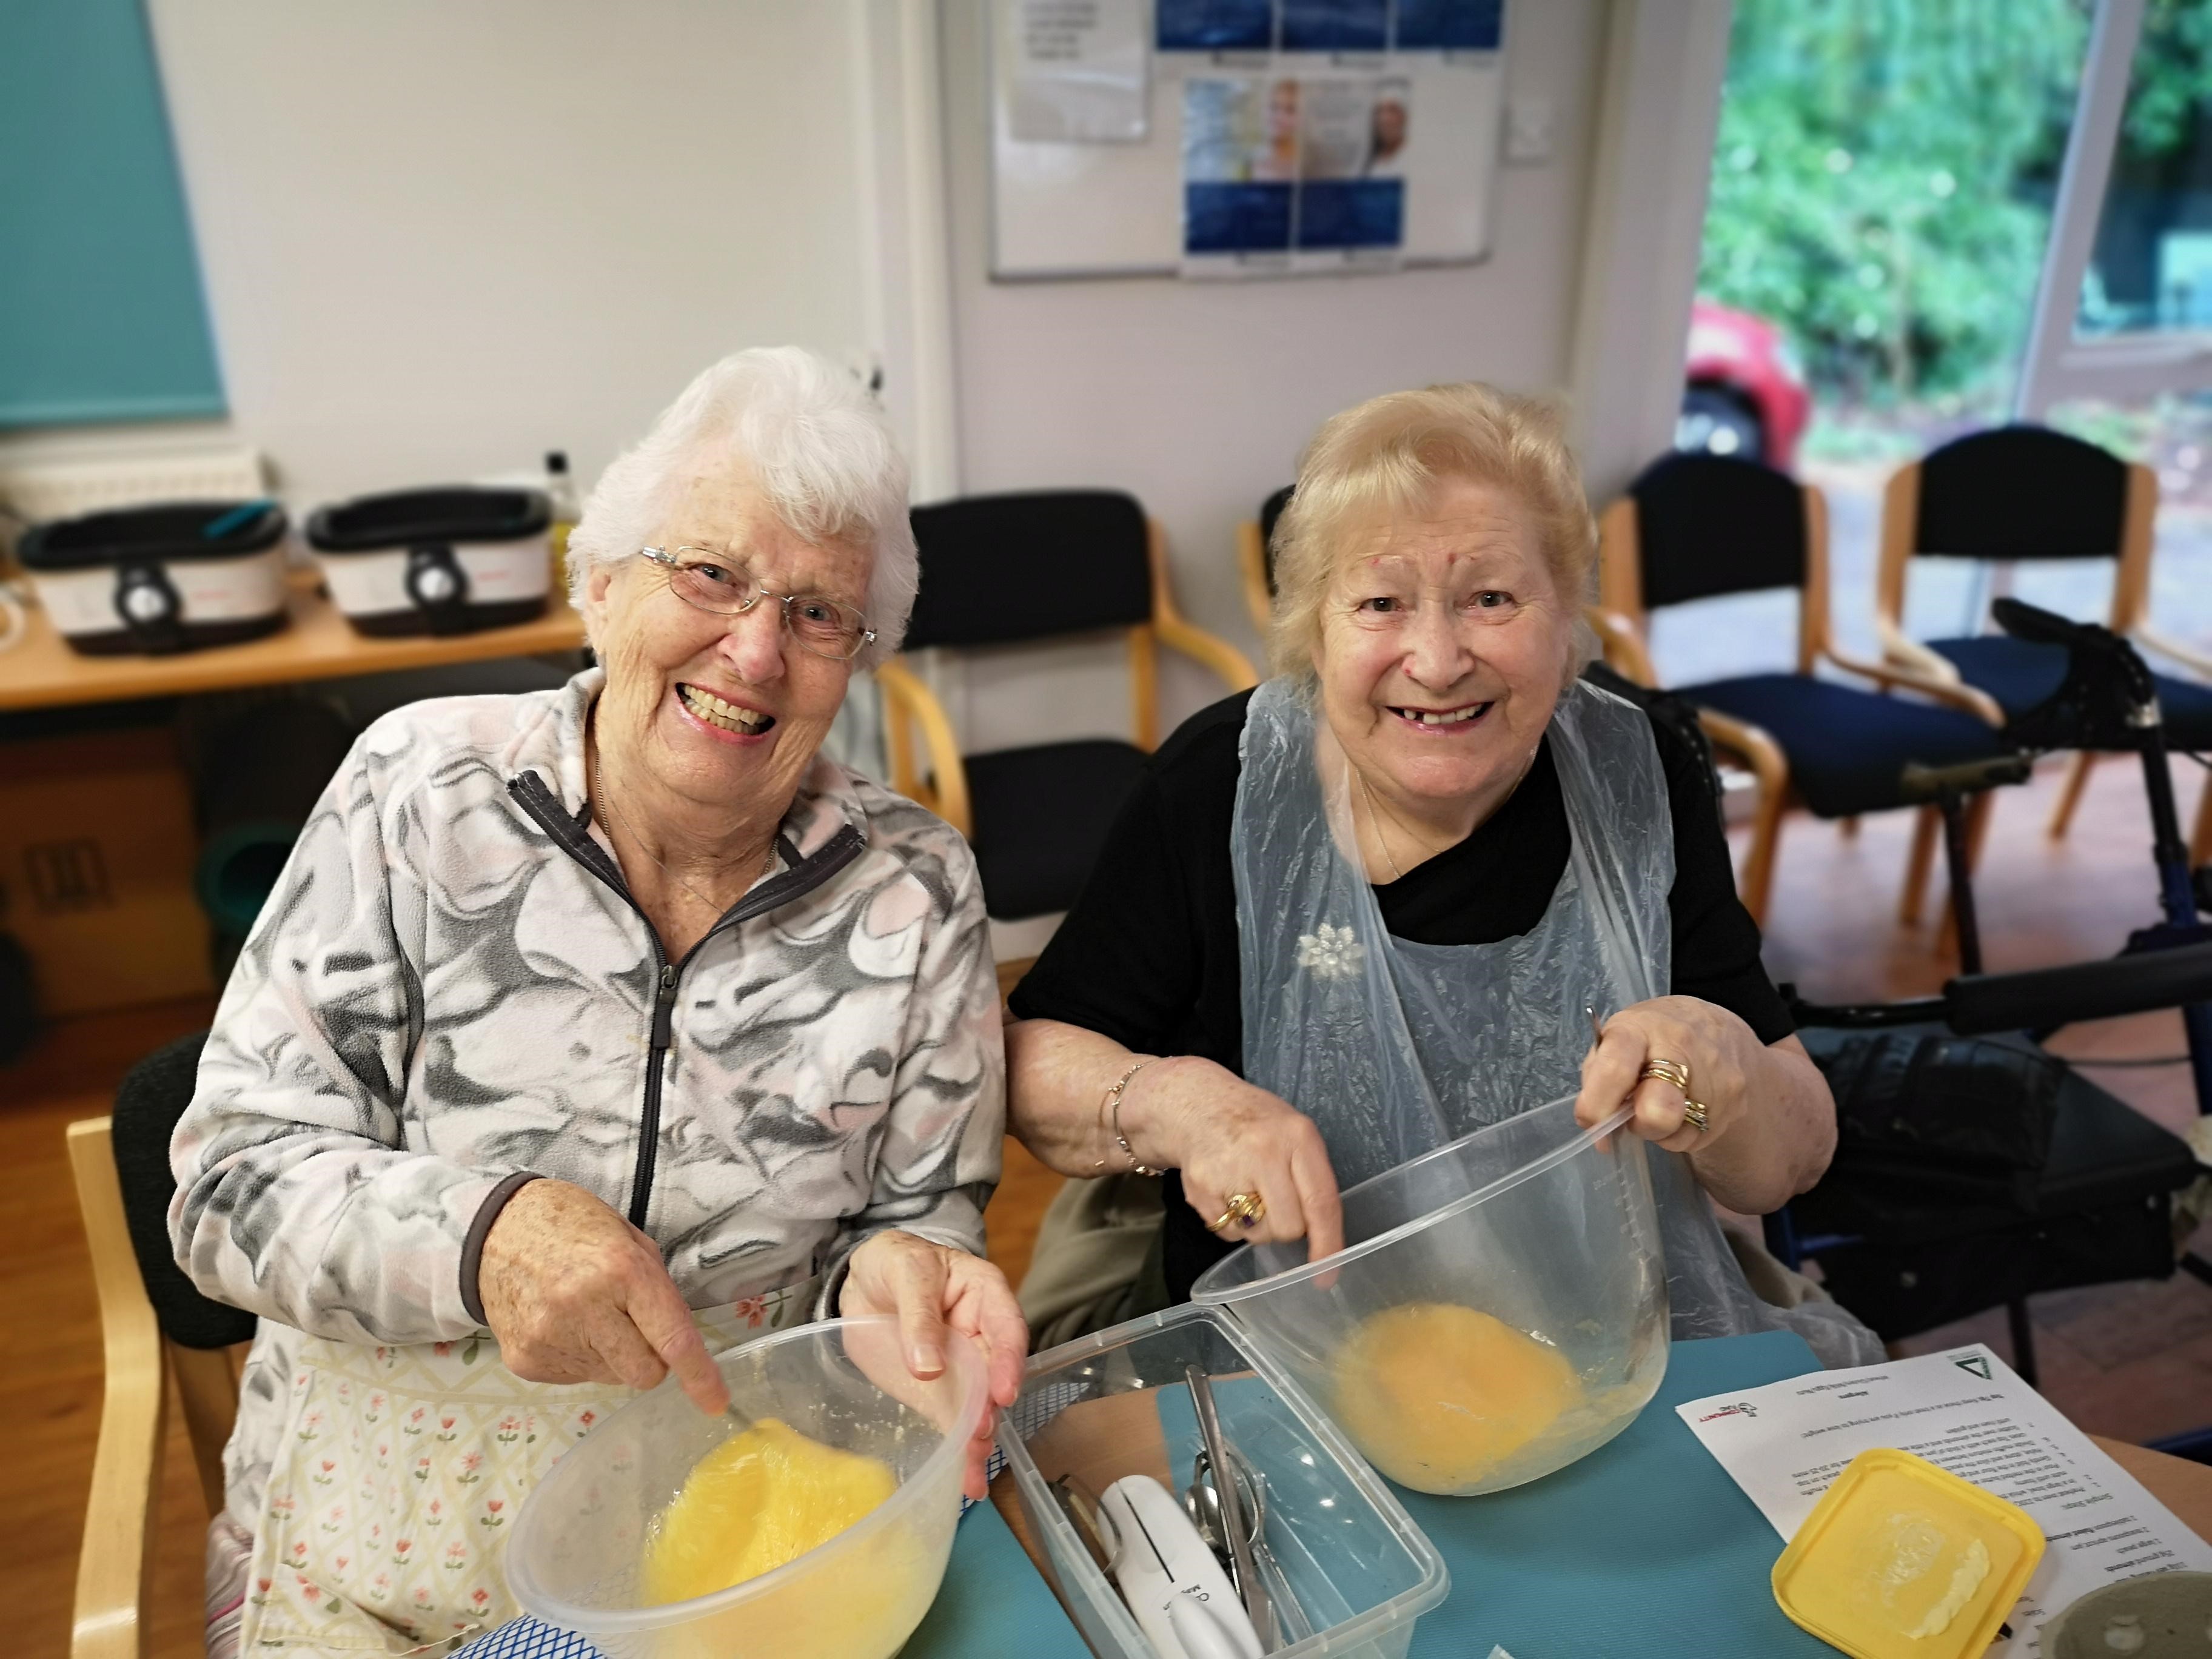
{"left": 1698, "top": 0, "right": 2087, "bottom": 409}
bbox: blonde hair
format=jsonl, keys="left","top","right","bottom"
{"left": 1267, "top": 382, "right": 1596, "bottom": 680}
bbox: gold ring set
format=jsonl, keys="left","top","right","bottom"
{"left": 1208, "top": 1190, "right": 1267, "bottom": 1232}
{"left": 1640, "top": 1056, "right": 1710, "bottom": 1133}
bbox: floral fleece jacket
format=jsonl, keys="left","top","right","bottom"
{"left": 170, "top": 669, "right": 1004, "bottom": 1525}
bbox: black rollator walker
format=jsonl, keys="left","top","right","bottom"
{"left": 1772, "top": 599, "right": 2212, "bottom": 1456}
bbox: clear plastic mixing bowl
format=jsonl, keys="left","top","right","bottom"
{"left": 506, "top": 1316, "right": 985, "bottom": 1659}
{"left": 1191, "top": 1095, "right": 1669, "bottom": 1497}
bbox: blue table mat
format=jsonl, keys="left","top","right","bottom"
{"left": 457, "top": 1330, "right": 1830, "bottom": 1659}
{"left": 1397, "top": 1328, "right": 1833, "bottom": 1659}
{"left": 453, "top": 1498, "right": 1085, "bottom": 1659}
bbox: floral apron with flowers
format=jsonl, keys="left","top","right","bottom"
{"left": 238, "top": 1278, "right": 817, "bottom": 1655}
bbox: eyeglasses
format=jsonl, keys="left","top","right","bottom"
{"left": 639, "top": 546, "right": 876, "bottom": 662}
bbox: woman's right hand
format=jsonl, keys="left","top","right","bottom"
{"left": 477, "top": 1178, "right": 729, "bottom": 1415}
{"left": 1127, "top": 1057, "right": 1347, "bottom": 1262}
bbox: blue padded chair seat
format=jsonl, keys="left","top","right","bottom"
{"left": 964, "top": 739, "right": 1151, "bottom": 921}
{"left": 1929, "top": 635, "right": 2212, "bottom": 749}
{"left": 1680, "top": 674, "right": 2009, "bottom": 819}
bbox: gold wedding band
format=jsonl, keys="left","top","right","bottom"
{"left": 1209, "top": 1191, "right": 1266, "bottom": 1232}
{"left": 1681, "top": 1098, "right": 1711, "bottom": 1133}
{"left": 1640, "top": 1057, "right": 1692, "bottom": 1092}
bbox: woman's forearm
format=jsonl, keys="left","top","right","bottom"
{"left": 1004, "top": 1017, "right": 1156, "bottom": 1177}
{"left": 1686, "top": 1034, "right": 1835, "bottom": 1214}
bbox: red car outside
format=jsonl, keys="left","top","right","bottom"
{"left": 1680, "top": 299, "right": 1811, "bottom": 472}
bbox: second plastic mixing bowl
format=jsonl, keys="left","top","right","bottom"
{"left": 506, "top": 1316, "right": 985, "bottom": 1659}
{"left": 1191, "top": 1094, "right": 1669, "bottom": 1497}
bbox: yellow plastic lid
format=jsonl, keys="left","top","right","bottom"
{"left": 1771, "top": 1448, "right": 2045, "bottom": 1659}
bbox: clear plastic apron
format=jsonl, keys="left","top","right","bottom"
{"left": 238, "top": 1276, "right": 819, "bottom": 1654}
{"left": 1231, "top": 675, "right": 1882, "bottom": 1368}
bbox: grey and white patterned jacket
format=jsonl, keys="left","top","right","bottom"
{"left": 171, "top": 669, "right": 1002, "bottom": 1520}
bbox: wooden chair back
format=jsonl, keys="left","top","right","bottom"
{"left": 69, "top": 1114, "right": 242, "bottom": 1659}
{"left": 1875, "top": 424, "right": 2158, "bottom": 652}
{"left": 1596, "top": 452, "right": 1833, "bottom": 682}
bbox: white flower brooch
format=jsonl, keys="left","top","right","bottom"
{"left": 1295, "top": 922, "right": 1366, "bottom": 980}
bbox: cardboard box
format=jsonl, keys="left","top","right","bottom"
{"left": 0, "top": 725, "right": 212, "bottom": 1016}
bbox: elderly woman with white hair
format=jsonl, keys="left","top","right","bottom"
{"left": 1007, "top": 382, "right": 1881, "bottom": 1367}
{"left": 173, "top": 347, "right": 1024, "bottom": 1655}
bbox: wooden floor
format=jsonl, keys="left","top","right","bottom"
{"left": 5, "top": 751, "right": 2207, "bottom": 1657}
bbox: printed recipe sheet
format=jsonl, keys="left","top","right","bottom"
{"left": 1677, "top": 1343, "right": 2212, "bottom": 1654}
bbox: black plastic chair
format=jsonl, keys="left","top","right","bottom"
{"left": 1596, "top": 452, "right": 2012, "bottom": 927}
{"left": 876, "top": 491, "right": 1256, "bottom": 922}
{"left": 1876, "top": 424, "right": 2212, "bottom": 862}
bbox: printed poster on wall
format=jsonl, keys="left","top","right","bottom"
{"left": 1008, "top": 0, "right": 1149, "bottom": 142}
{"left": 1158, "top": 0, "right": 1501, "bottom": 55}
{"left": 1181, "top": 73, "right": 1409, "bottom": 277}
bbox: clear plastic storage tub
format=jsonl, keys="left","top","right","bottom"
{"left": 997, "top": 1301, "right": 1448, "bottom": 1659}
{"left": 1192, "top": 1095, "right": 1669, "bottom": 1497}
{"left": 506, "top": 1316, "right": 985, "bottom": 1659}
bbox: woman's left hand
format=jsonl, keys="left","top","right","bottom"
{"left": 840, "top": 1230, "right": 1028, "bottom": 1500}
{"left": 1577, "top": 995, "right": 1761, "bottom": 1155}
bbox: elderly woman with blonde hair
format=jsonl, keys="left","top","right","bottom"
{"left": 173, "top": 347, "right": 1025, "bottom": 1656}
{"left": 1007, "top": 382, "right": 1880, "bottom": 1366}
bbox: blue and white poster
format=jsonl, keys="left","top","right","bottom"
{"left": 1181, "top": 72, "right": 1409, "bottom": 276}
{"left": 1159, "top": 0, "right": 1501, "bottom": 56}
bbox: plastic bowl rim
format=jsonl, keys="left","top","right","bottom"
{"left": 1190, "top": 1094, "right": 1637, "bottom": 1305}
{"left": 504, "top": 1312, "right": 988, "bottom": 1634}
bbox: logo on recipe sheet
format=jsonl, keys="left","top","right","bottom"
{"left": 1695, "top": 1402, "right": 1760, "bottom": 1423}
{"left": 1953, "top": 1356, "right": 1993, "bottom": 1380}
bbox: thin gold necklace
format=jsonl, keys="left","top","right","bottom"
{"left": 1356, "top": 766, "right": 1408, "bottom": 882}
{"left": 591, "top": 748, "right": 772, "bottom": 914}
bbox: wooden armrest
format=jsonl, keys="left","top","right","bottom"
{"left": 2135, "top": 623, "right": 2212, "bottom": 682}
{"left": 1695, "top": 706, "right": 1790, "bottom": 794}
{"left": 1823, "top": 646, "right": 2006, "bottom": 726}
{"left": 874, "top": 660, "right": 971, "bottom": 837}
{"left": 1583, "top": 606, "right": 1659, "bottom": 687}
{"left": 1875, "top": 620, "right": 1962, "bottom": 686}
{"left": 1156, "top": 612, "right": 1259, "bottom": 692}
{"left": 874, "top": 659, "right": 971, "bottom": 839}
{"left": 67, "top": 1117, "right": 166, "bottom": 1659}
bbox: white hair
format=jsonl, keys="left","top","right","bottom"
{"left": 566, "top": 346, "right": 917, "bottom": 668}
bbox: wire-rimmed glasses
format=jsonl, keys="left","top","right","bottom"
{"left": 640, "top": 546, "right": 875, "bottom": 662}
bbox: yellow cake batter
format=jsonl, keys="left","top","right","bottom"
{"left": 1330, "top": 1302, "right": 1586, "bottom": 1493}
{"left": 642, "top": 1417, "right": 898, "bottom": 1606}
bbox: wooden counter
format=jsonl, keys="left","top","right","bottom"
{"left": 0, "top": 567, "right": 586, "bottom": 711}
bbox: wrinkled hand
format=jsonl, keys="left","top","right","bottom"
{"left": 1578, "top": 995, "right": 1759, "bottom": 1155}
{"left": 477, "top": 1178, "right": 729, "bottom": 1414}
{"left": 1138, "top": 1057, "right": 1346, "bottom": 1263}
{"left": 839, "top": 1230, "right": 1027, "bottom": 1500}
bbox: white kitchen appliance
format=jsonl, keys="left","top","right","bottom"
{"left": 306, "top": 486, "right": 551, "bottom": 637}
{"left": 17, "top": 500, "right": 290, "bottom": 656}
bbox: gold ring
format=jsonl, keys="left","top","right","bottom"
{"left": 1640, "top": 1057, "right": 1692, "bottom": 1093}
{"left": 1209, "top": 1191, "right": 1265, "bottom": 1232}
{"left": 1681, "top": 1098, "right": 1711, "bottom": 1132}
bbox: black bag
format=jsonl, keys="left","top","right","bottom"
{"left": 1801, "top": 1025, "right": 2062, "bottom": 1212}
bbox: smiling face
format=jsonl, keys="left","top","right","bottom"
{"left": 1313, "top": 474, "right": 1575, "bottom": 830}
{"left": 584, "top": 464, "right": 870, "bottom": 822}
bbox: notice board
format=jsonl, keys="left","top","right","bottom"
{"left": 990, "top": 0, "right": 1505, "bottom": 280}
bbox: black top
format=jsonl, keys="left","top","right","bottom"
{"left": 1008, "top": 688, "right": 1794, "bottom": 1299}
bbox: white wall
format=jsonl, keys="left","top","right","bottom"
{"left": 934, "top": 0, "right": 1608, "bottom": 752}
{"left": 98, "top": 1, "right": 879, "bottom": 510}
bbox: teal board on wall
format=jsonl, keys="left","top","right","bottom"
{"left": 0, "top": 0, "right": 225, "bottom": 428}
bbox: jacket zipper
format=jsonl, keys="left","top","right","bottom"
{"left": 507, "top": 772, "right": 865, "bottom": 1231}
{"left": 631, "top": 960, "right": 680, "bottom": 1226}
